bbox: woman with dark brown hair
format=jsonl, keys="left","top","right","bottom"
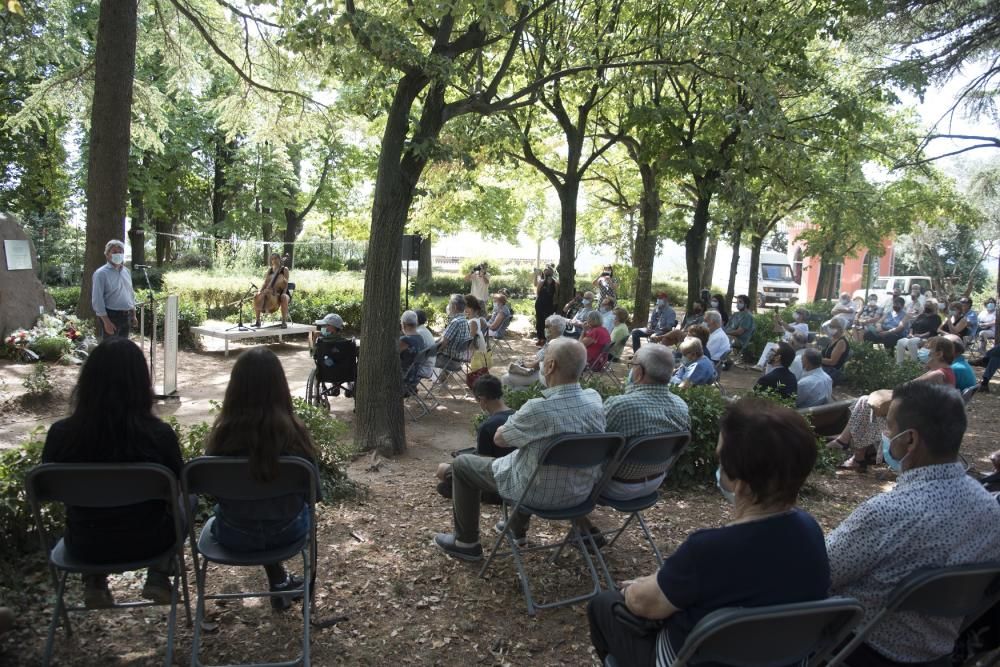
{"left": 205, "top": 347, "right": 317, "bottom": 610}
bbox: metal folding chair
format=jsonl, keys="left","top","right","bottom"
{"left": 26, "top": 463, "right": 191, "bottom": 667}
{"left": 489, "top": 313, "right": 516, "bottom": 358}
{"left": 424, "top": 339, "right": 474, "bottom": 402}
{"left": 827, "top": 562, "right": 1000, "bottom": 666}
{"left": 478, "top": 433, "right": 625, "bottom": 616}
{"left": 582, "top": 341, "right": 622, "bottom": 388}
{"left": 593, "top": 432, "right": 691, "bottom": 581}
{"left": 403, "top": 347, "right": 434, "bottom": 421}
{"left": 962, "top": 385, "right": 978, "bottom": 406}
{"left": 182, "top": 456, "right": 320, "bottom": 667}
{"left": 712, "top": 350, "right": 730, "bottom": 395}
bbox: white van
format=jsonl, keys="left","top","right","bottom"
{"left": 851, "top": 275, "right": 933, "bottom": 306}
{"left": 713, "top": 250, "right": 798, "bottom": 307}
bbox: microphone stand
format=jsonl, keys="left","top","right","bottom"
{"left": 139, "top": 266, "right": 157, "bottom": 383}
{"left": 226, "top": 284, "right": 257, "bottom": 332}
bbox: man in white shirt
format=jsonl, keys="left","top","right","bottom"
{"left": 830, "top": 293, "right": 857, "bottom": 329}
{"left": 466, "top": 263, "right": 490, "bottom": 303}
{"left": 755, "top": 307, "right": 810, "bottom": 370}
{"left": 795, "top": 348, "right": 832, "bottom": 408}
{"left": 704, "top": 310, "right": 731, "bottom": 362}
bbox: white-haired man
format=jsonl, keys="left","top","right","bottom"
{"left": 704, "top": 310, "right": 731, "bottom": 362}
{"left": 434, "top": 338, "right": 605, "bottom": 560}
{"left": 91, "top": 239, "right": 136, "bottom": 339}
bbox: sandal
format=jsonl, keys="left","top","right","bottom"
{"left": 837, "top": 456, "right": 868, "bottom": 473}
{"left": 827, "top": 437, "right": 850, "bottom": 451}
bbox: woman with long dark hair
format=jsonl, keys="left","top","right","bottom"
{"left": 205, "top": 347, "right": 317, "bottom": 610}
{"left": 42, "top": 337, "right": 183, "bottom": 608}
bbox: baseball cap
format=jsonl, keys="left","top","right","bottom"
{"left": 316, "top": 313, "right": 344, "bottom": 329}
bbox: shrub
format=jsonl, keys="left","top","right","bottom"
{"left": 31, "top": 335, "right": 72, "bottom": 361}
{"left": 413, "top": 275, "right": 467, "bottom": 298}
{"left": 844, "top": 342, "right": 923, "bottom": 394}
{"left": 0, "top": 427, "right": 59, "bottom": 555}
{"left": 48, "top": 286, "right": 81, "bottom": 312}
{"left": 23, "top": 363, "right": 53, "bottom": 396}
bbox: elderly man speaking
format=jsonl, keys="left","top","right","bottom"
{"left": 434, "top": 338, "right": 606, "bottom": 561}
{"left": 92, "top": 239, "right": 137, "bottom": 339}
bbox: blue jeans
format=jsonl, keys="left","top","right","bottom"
{"left": 212, "top": 505, "right": 310, "bottom": 586}
{"left": 984, "top": 344, "right": 1000, "bottom": 384}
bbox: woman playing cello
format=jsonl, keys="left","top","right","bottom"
{"left": 254, "top": 253, "right": 290, "bottom": 328}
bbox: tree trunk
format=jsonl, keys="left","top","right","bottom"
{"left": 154, "top": 217, "right": 170, "bottom": 266}
{"left": 748, "top": 234, "right": 763, "bottom": 312}
{"left": 356, "top": 73, "right": 435, "bottom": 456}
{"left": 684, "top": 191, "right": 712, "bottom": 311}
{"left": 725, "top": 223, "right": 743, "bottom": 306}
{"left": 77, "top": 0, "right": 138, "bottom": 319}
{"left": 632, "top": 162, "right": 660, "bottom": 326}
{"left": 128, "top": 186, "right": 145, "bottom": 268}
{"left": 815, "top": 260, "right": 837, "bottom": 301}
{"left": 701, "top": 235, "right": 718, "bottom": 291}
{"left": 282, "top": 208, "right": 301, "bottom": 268}
{"left": 555, "top": 178, "right": 581, "bottom": 307}
{"left": 261, "top": 213, "right": 272, "bottom": 265}
{"left": 416, "top": 232, "right": 432, "bottom": 285}
{"left": 211, "top": 132, "right": 236, "bottom": 233}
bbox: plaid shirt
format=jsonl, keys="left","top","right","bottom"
{"left": 492, "top": 383, "right": 606, "bottom": 509}
{"left": 439, "top": 314, "right": 471, "bottom": 358}
{"left": 603, "top": 384, "right": 690, "bottom": 499}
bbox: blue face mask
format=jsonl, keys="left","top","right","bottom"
{"left": 881, "top": 431, "right": 910, "bottom": 473}
{"left": 626, "top": 368, "right": 634, "bottom": 387}
{"left": 715, "top": 466, "right": 735, "bottom": 503}
{"left": 988, "top": 303, "right": 996, "bottom": 313}
{"left": 582, "top": 299, "right": 592, "bottom": 306}
{"left": 656, "top": 299, "right": 666, "bottom": 307}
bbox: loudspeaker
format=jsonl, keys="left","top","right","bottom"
{"left": 401, "top": 234, "right": 422, "bottom": 261}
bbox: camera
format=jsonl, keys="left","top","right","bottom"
{"left": 474, "top": 264, "right": 483, "bottom": 273}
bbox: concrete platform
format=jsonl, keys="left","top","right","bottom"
{"left": 190, "top": 321, "right": 315, "bottom": 356}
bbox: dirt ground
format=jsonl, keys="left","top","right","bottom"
{"left": 1, "top": 316, "right": 998, "bottom": 666}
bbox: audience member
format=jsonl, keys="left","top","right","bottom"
{"left": 938, "top": 301, "right": 969, "bottom": 337}
{"left": 433, "top": 338, "right": 605, "bottom": 560}
{"left": 502, "top": 315, "right": 567, "bottom": 388}
{"left": 593, "top": 265, "right": 619, "bottom": 303}
{"left": 863, "top": 296, "right": 909, "bottom": 350}
{"left": 977, "top": 297, "right": 996, "bottom": 351}
{"left": 788, "top": 331, "right": 809, "bottom": 379}
{"left": 854, "top": 294, "right": 883, "bottom": 338}
{"left": 978, "top": 341, "right": 1000, "bottom": 393}
{"left": 826, "top": 382, "right": 1000, "bottom": 666}
{"left": 568, "top": 290, "right": 598, "bottom": 338}
{"left": 703, "top": 310, "right": 731, "bottom": 362}
{"left": 485, "top": 293, "right": 512, "bottom": 339}
{"left": 830, "top": 292, "right": 857, "bottom": 329}
{"left": 578, "top": 346, "right": 690, "bottom": 539}
{"left": 398, "top": 310, "right": 425, "bottom": 375}
{"left": 562, "top": 290, "right": 585, "bottom": 320}
{"left": 755, "top": 307, "right": 809, "bottom": 370}
{"left": 724, "top": 294, "right": 755, "bottom": 351}
{"left": 581, "top": 310, "right": 612, "bottom": 368}
{"left": 828, "top": 389, "right": 891, "bottom": 472}
{"left": 710, "top": 293, "right": 729, "bottom": 325}
{"left": 754, "top": 342, "right": 798, "bottom": 399}
{"left": 42, "top": 338, "right": 182, "bottom": 608}
{"left": 435, "top": 375, "right": 516, "bottom": 500}
{"left": 609, "top": 307, "right": 630, "bottom": 361}
{"left": 465, "top": 294, "right": 492, "bottom": 382}
{"left": 796, "top": 348, "right": 832, "bottom": 408}
{"left": 587, "top": 399, "right": 828, "bottom": 667}
{"left": 415, "top": 309, "right": 437, "bottom": 375}
{"left": 631, "top": 292, "right": 677, "bottom": 350}
{"left": 435, "top": 294, "right": 472, "bottom": 372}
{"left": 821, "top": 318, "right": 850, "bottom": 384}
{"left": 880, "top": 286, "right": 902, "bottom": 314}
{"left": 205, "top": 347, "right": 317, "bottom": 611}
{"left": 904, "top": 283, "right": 926, "bottom": 319}
{"left": 679, "top": 302, "right": 704, "bottom": 329}
{"left": 312, "top": 312, "right": 348, "bottom": 347}
{"left": 942, "top": 334, "right": 977, "bottom": 391}
{"left": 534, "top": 266, "right": 559, "bottom": 345}
{"left": 670, "top": 338, "right": 715, "bottom": 388}
{"left": 911, "top": 336, "right": 956, "bottom": 386}
{"left": 894, "top": 301, "right": 940, "bottom": 364}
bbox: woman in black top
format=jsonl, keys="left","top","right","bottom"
{"left": 42, "top": 337, "right": 182, "bottom": 608}
{"left": 534, "top": 267, "right": 558, "bottom": 345}
{"left": 205, "top": 347, "right": 318, "bottom": 610}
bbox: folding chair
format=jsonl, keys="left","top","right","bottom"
{"left": 962, "top": 385, "right": 978, "bottom": 406}
{"left": 479, "top": 433, "right": 625, "bottom": 616}
{"left": 403, "top": 346, "right": 434, "bottom": 421}
{"left": 582, "top": 341, "right": 622, "bottom": 388}
{"left": 593, "top": 432, "right": 691, "bottom": 580}
{"left": 826, "top": 562, "right": 1000, "bottom": 667}
{"left": 425, "top": 339, "right": 474, "bottom": 402}
{"left": 712, "top": 350, "right": 730, "bottom": 395}
{"left": 182, "top": 456, "right": 320, "bottom": 667}
{"left": 26, "top": 463, "right": 191, "bottom": 667}
{"left": 489, "top": 313, "right": 516, "bottom": 358}
{"left": 608, "top": 597, "right": 863, "bottom": 667}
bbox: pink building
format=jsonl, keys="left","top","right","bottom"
{"left": 788, "top": 226, "right": 896, "bottom": 302}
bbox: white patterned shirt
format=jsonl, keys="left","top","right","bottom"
{"left": 826, "top": 462, "right": 1000, "bottom": 662}
{"left": 491, "top": 383, "right": 606, "bottom": 509}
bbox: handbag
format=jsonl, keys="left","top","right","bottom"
{"left": 465, "top": 365, "right": 490, "bottom": 389}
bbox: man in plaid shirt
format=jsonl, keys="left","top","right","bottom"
{"left": 434, "top": 338, "right": 606, "bottom": 561}
{"left": 435, "top": 294, "right": 472, "bottom": 371}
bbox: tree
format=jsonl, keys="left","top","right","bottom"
{"left": 78, "top": 0, "right": 139, "bottom": 320}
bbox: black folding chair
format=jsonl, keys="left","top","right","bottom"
{"left": 827, "top": 562, "right": 1000, "bottom": 666}
{"left": 712, "top": 350, "right": 730, "bottom": 395}
{"left": 478, "top": 433, "right": 625, "bottom": 616}
{"left": 593, "top": 432, "right": 691, "bottom": 581}
{"left": 612, "top": 597, "right": 864, "bottom": 667}
{"left": 26, "top": 463, "right": 191, "bottom": 667}
{"left": 403, "top": 346, "right": 434, "bottom": 421}
{"left": 182, "top": 456, "right": 320, "bottom": 667}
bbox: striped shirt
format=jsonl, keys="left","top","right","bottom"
{"left": 492, "top": 383, "right": 606, "bottom": 509}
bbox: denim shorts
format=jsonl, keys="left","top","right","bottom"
{"left": 211, "top": 504, "right": 310, "bottom": 553}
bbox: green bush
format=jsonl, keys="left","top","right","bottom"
{"left": 288, "top": 289, "right": 365, "bottom": 333}
{"left": 48, "top": 286, "right": 81, "bottom": 312}
{"left": 31, "top": 335, "right": 72, "bottom": 361}
{"left": 844, "top": 342, "right": 924, "bottom": 394}
{"left": 0, "top": 428, "right": 59, "bottom": 555}
{"left": 413, "top": 275, "right": 467, "bottom": 298}
{"left": 23, "top": 363, "right": 53, "bottom": 396}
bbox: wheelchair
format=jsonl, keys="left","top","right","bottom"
{"left": 306, "top": 337, "right": 358, "bottom": 409}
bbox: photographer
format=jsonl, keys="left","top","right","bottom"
{"left": 465, "top": 263, "right": 490, "bottom": 304}
{"left": 593, "top": 264, "right": 619, "bottom": 303}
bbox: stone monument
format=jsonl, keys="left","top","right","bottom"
{"left": 0, "top": 212, "right": 56, "bottom": 337}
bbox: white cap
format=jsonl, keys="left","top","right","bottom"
{"left": 315, "top": 313, "right": 344, "bottom": 329}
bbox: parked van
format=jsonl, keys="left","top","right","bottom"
{"left": 851, "top": 275, "right": 933, "bottom": 306}
{"left": 713, "top": 250, "right": 798, "bottom": 307}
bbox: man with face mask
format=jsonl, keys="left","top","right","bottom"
{"left": 830, "top": 292, "right": 857, "bottom": 329}
{"left": 568, "top": 290, "right": 598, "bottom": 337}
{"left": 630, "top": 291, "right": 677, "bottom": 351}
{"left": 91, "top": 239, "right": 136, "bottom": 339}
{"left": 724, "top": 294, "right": 756, "bottom": 352}
{"left": 434, "top": 338, "right": 605, "bottom": 560}
{"left": 826, "top": 382, "right": 1000, "bottom": 666}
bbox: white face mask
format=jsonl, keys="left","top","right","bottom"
{"left": 710, "top": 300, "right": 719, "bottom": 309}
{"left": 110, "top": 252, "right": 124, "bottom": 265}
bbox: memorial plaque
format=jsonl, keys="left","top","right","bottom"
{"left": 3, "top": 240, "right": 32, "bottom": 270}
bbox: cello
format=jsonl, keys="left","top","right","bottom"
{"left": 254, "top": 253, "right": 290, "bottom": 327}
